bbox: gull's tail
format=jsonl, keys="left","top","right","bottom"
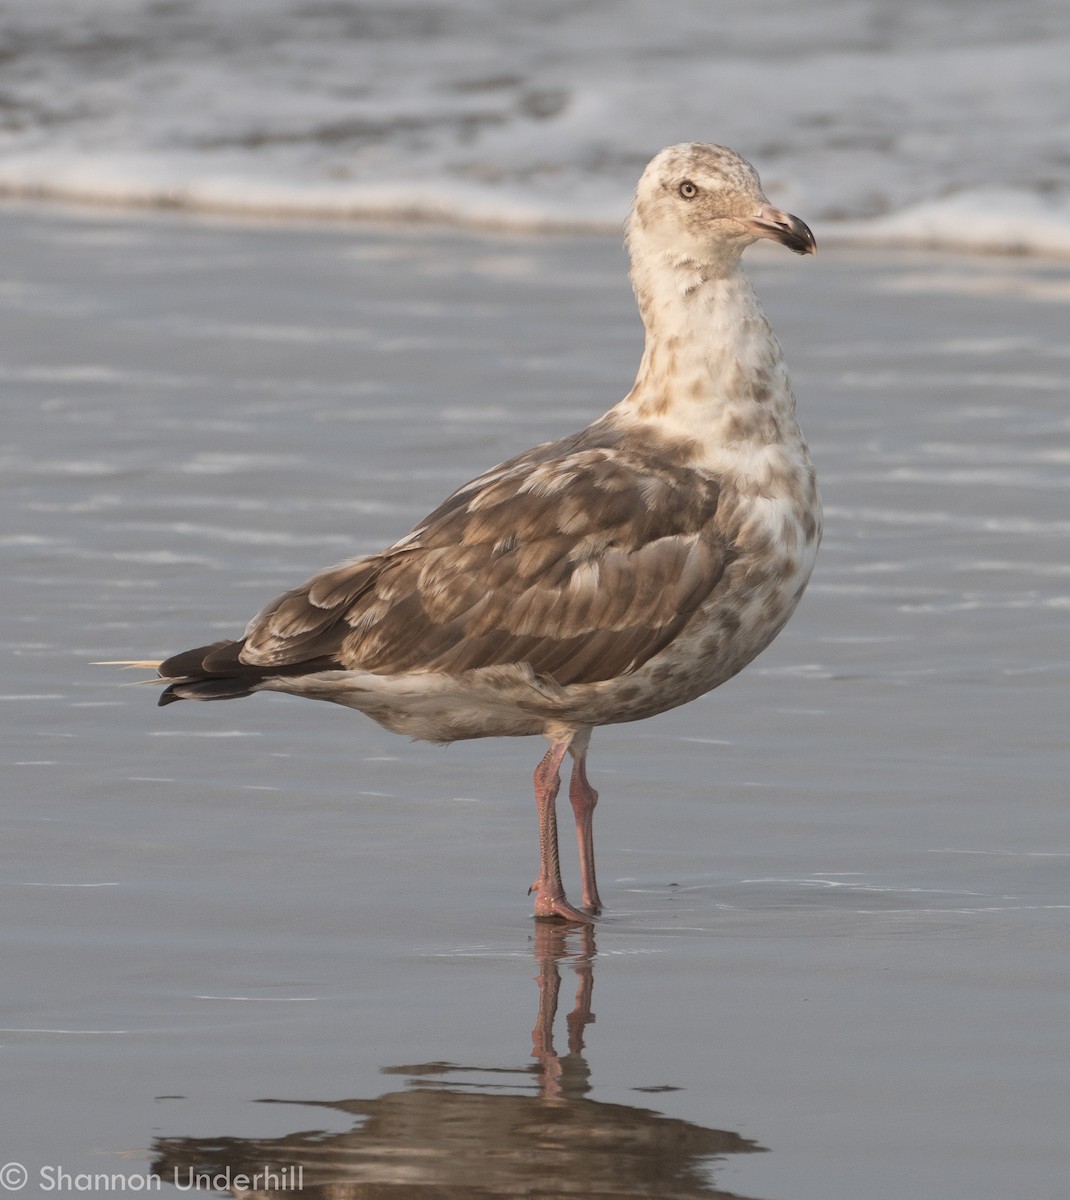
{"left": 98, "top": 641, "right": 338, "bottom": 706}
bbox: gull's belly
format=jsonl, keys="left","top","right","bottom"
{"left": 573, "top": 479, "right": 822, "bottom": 728}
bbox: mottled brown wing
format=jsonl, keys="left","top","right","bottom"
{"left": 240, "top": 444, "right": 730, "bottom": 687}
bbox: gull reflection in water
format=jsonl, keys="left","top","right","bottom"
{"left": 153, "top": 925, "right": 767, "bottom": 1199}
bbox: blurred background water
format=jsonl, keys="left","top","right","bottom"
{"left": 1, "top": 0, "right": 1069, "bottom": 250}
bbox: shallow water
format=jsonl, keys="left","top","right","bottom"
{"left": 2, "top": 205, "right": 1069, "bottom": 1199}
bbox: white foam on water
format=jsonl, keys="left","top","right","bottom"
{"left": 1, "top": 0, "right": 1068, "bottom": 253}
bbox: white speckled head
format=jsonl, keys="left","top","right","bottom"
{"left": 627, "top": 142, "right": 814, "bottom": 272}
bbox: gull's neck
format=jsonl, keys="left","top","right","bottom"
{"left": 611, "top": 249, "right": 802, "bottom": 474}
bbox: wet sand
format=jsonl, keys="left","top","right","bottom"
{"left": 2, "top": 204, "right": 1068, "bottom": 1199}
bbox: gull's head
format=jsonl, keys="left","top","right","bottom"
{"left": 626, "top": 142, "right": 815, "bottom": 273}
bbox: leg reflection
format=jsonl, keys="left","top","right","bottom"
{"left": 151, "top": 923, "right": 769, "bottom": 1198}
{"left": 530, "top": 922, "right": 596, "bottom": 1100}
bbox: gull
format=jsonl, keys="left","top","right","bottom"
{"left": 118, "top": 143, "right": 820, "bottom": 924}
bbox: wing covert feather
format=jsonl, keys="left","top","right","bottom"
{"left": 240, "top": 443, "right": 731, "bottom": 686}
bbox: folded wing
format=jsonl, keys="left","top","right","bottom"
{"left": 240, "top": 442, "right": 729, "bottom": 687}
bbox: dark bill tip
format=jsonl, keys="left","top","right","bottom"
{"left": 738, "top": 205, "right": 817, "bottom": 256}
{"left": 777, "top": 212, "right": 817, "bottom": 256}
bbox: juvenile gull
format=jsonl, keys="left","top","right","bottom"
{"left": 126, "top": 143, "right": 820, "bottom": 923}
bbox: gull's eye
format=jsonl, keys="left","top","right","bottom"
{"left": 678, "top": 180, "right": 699, "bottom": 199}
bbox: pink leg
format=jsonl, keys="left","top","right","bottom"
{"left": 528, "top": 741, "right": 594, "bottom": 924}
{"left": 568, "top": 747, "right": 603, "bottom": 914}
